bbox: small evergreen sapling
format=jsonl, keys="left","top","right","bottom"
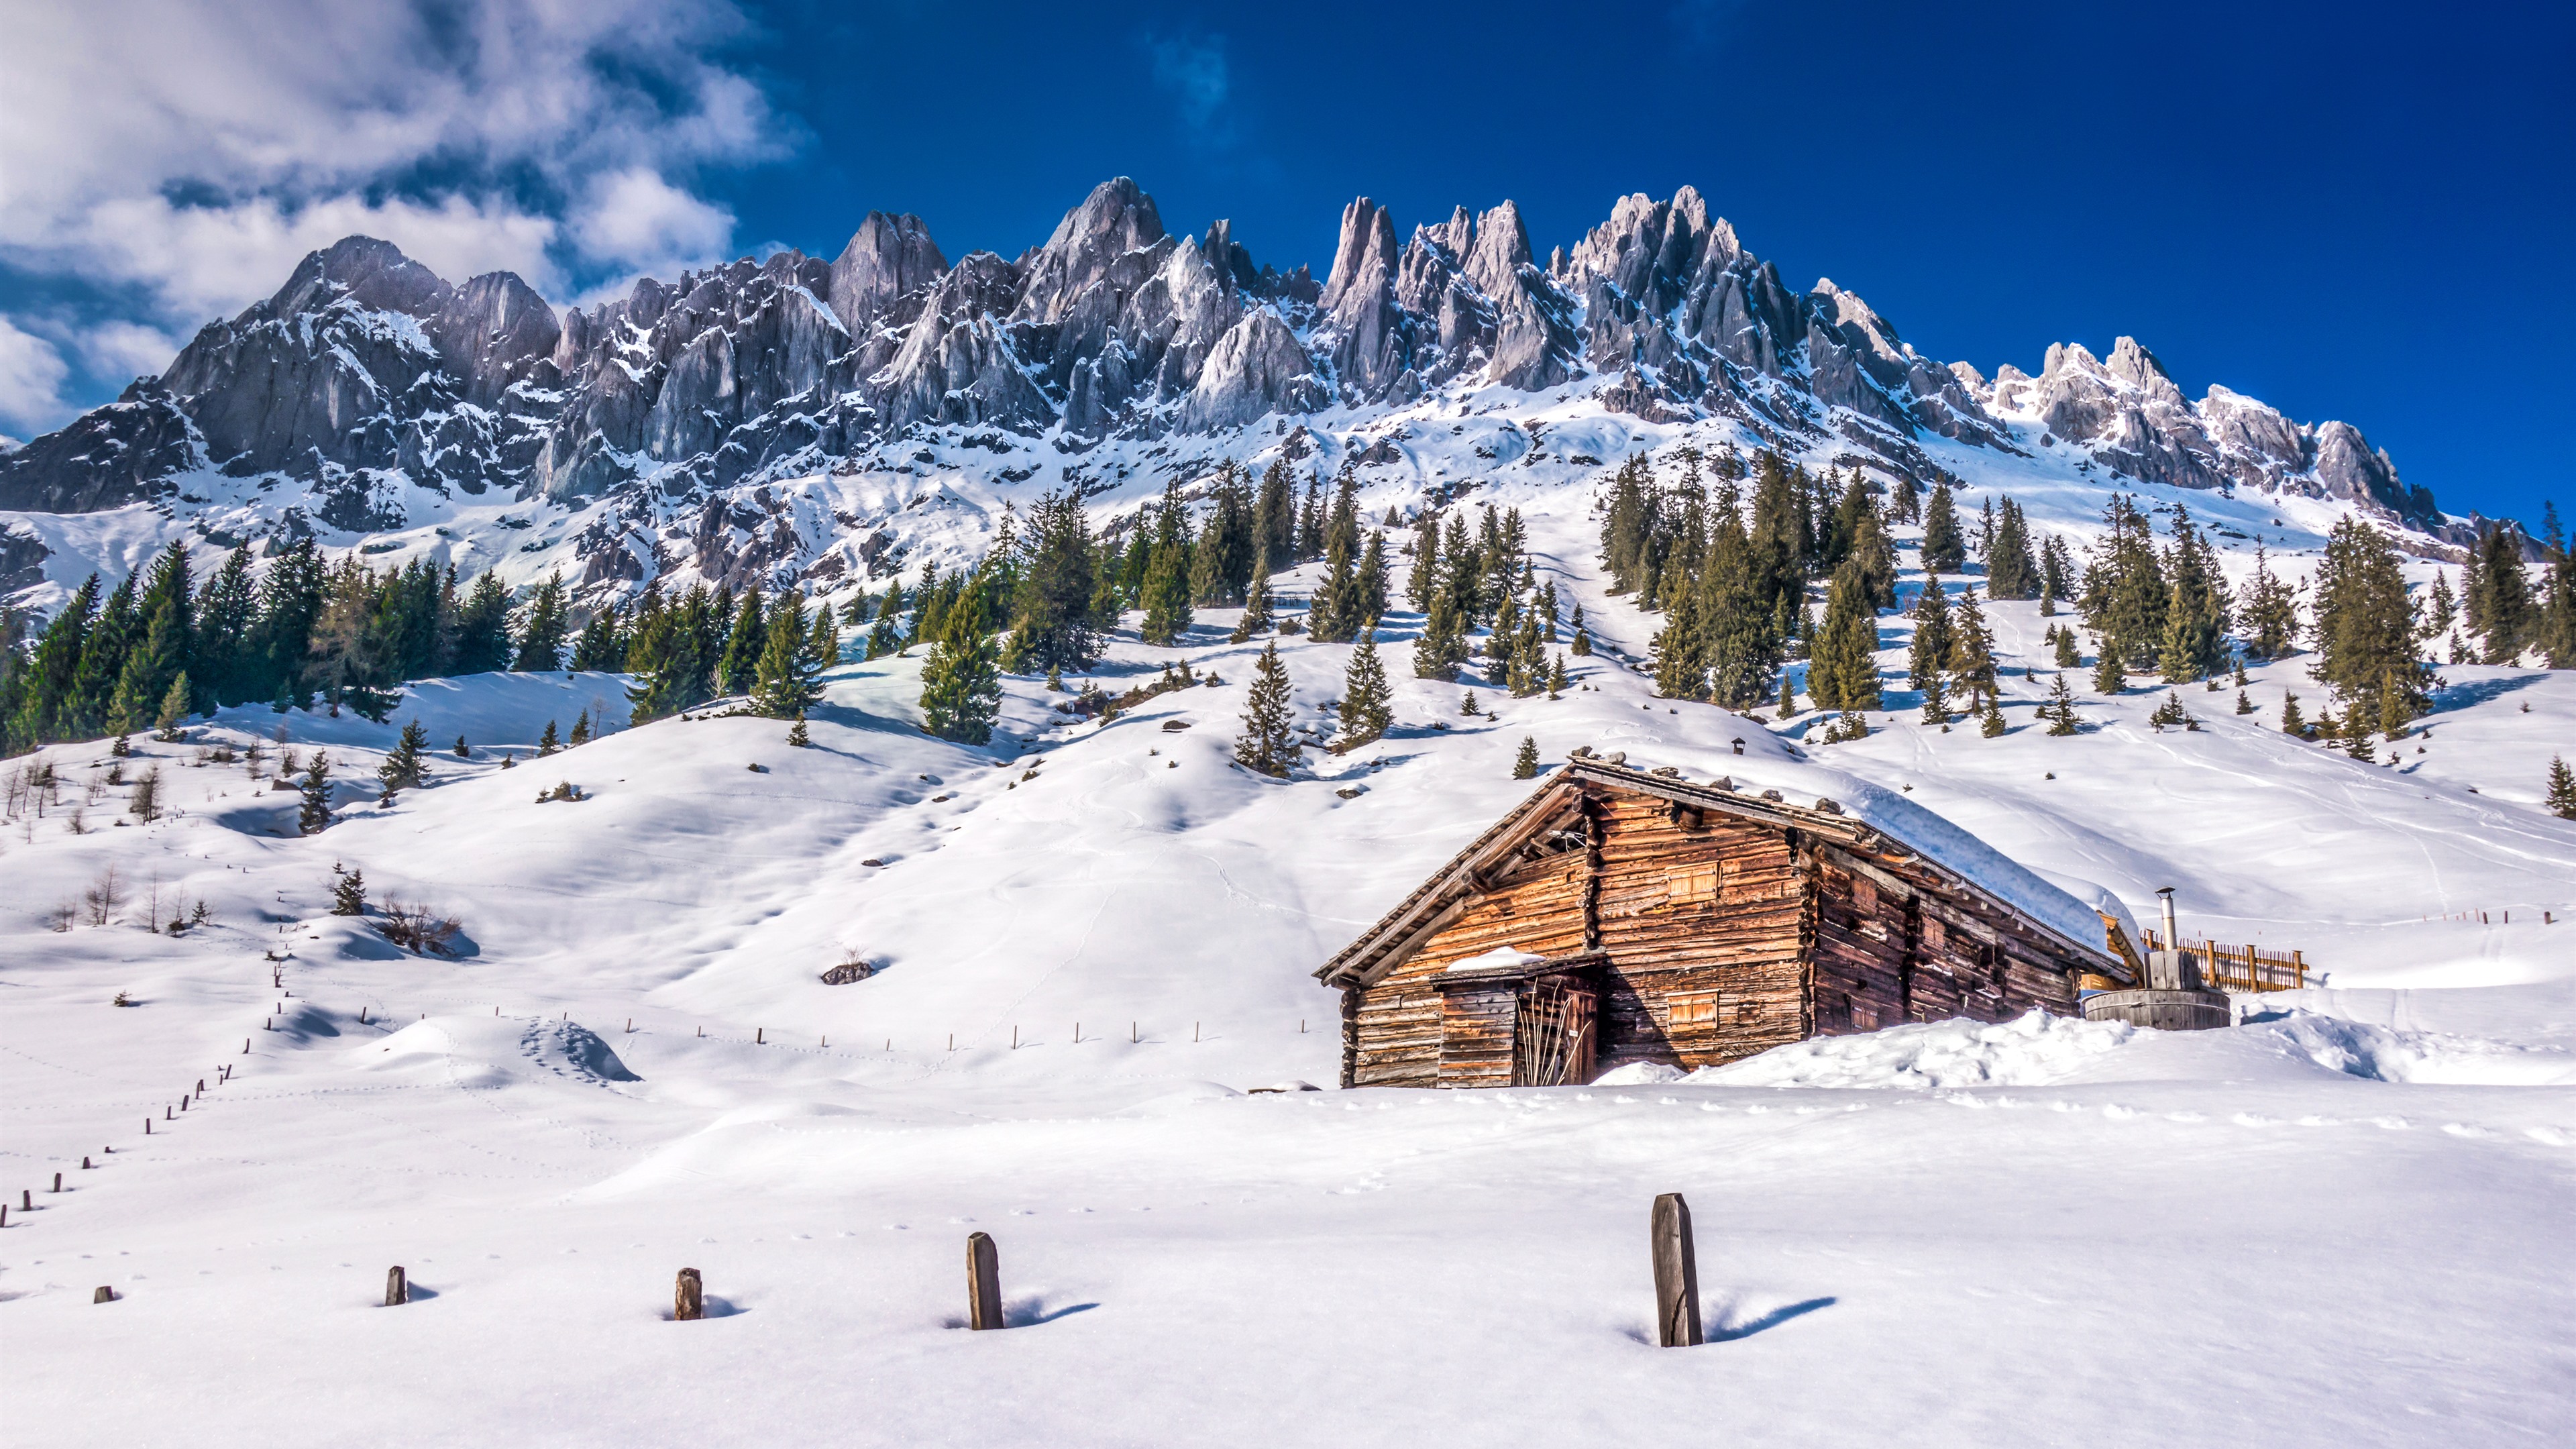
{"left": 2053, "top": 625, "right": 2081, "bottom": 669}
{"left": 332, "top": 869, "right": 366, "bottom": 916}
{"left": 1459, "top": 689, "right": 1481, "bottom": 716}
{"left": 1547, "top": 654, "right": 1568, "bottom": 700}
{"left": 1979, "top": 692, "right": 2006, "bottom": 737}
{"left": 2148, "top": 692, "right": 2191, "bottom": 729}
{"left": 1777, "top": 674, "right": 1796, "bottom": 717}
{"left": 2280, "top": 690, "right": 2308, "bottom": 738}
{"left": 1513, "top": 736, "right": 1540, "bottom": 780}
{"left": 2090, "top": 645, "right": 2127, "bottom": 694}
{"left": 1234, "top": 641, "right": 1297, "bottom": 778}
{"left": 297, "top": 752, "right": 333, "bottom": 835}
{"left": 454, "top": 736, "right": 471, "bottom": 758}
{"left": 1568, "top": 604, "right": 1592, "bottom": 657}
{"left": 1339, "top": 631, "right": 1393, "bottom": 749}
{"left": 154, "top": 673, "right": 192, "bottom": 742}
{"left": 2045, "top": 674, "right": 2080, "bottom": 735}
{"left": 787, "top": 711, "right": 810, "bottom": 748}
{"left": 2235, "top": 689, "right": 2255, "bottom": 714}
{"left": 379, "top": 720, "right": 429, "bottom": 793}
{"left": 2546, "top": 755, "right": 2576, "bottom": 820}
{"left": 538, "top": 720, "right": 561, "bottom": 756}
{"left": 570, "top": 710, "right": 592, "bottom": 747}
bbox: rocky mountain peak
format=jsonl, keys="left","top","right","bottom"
{"left": 1012, "top": 177, "right": 1168, "bottom": 325}
{"left": 828, "top": 211, "right": 947, "bottom": 336}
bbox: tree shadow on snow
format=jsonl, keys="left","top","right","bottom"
{"left": 2429, "top": 674, "right": 2545, "bottom": 713}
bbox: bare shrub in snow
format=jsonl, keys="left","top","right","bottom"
{"left": 379, "top": 902, "right": 464, "bottom": 957}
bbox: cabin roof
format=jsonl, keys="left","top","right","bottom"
{"left": 1315, "top": 759, "right": 2128, "bottom": 989}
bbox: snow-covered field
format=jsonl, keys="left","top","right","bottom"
{"left": 5, "top": 455, "right": 2574, "bottom": 1446}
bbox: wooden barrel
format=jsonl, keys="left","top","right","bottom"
{"left": 2080, "top": 987, "right": 2230, "bottom": 1032}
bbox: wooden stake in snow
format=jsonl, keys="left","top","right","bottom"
{"left": 93, "top": 1286, "right": 113, "bottom": 1303}
{"left": 755, "top": 1028, "right": 764, "bottom": 1044}
{"left": 17, "top": 1189, "right": 27, "bottom": 1211}
{"left": 674, "top": 1268, "right": 704, "bottom": 1322}
{"left": 384, "top": 1267, "right": 409, "bottom": 1306}
{"left": 1652, "top": 1192, "right": 1703, "bottom": 1348}
{"left": 967, "top": 1232, "right": 1003, "bottom": 1331}
{"left": 52, "top": 1172, "right": 62, "bottom": 1192}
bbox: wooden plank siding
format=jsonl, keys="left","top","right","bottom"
{"left": 1350, "top": 850, "right": 1587, "bottom": 1088}
{"left": 1332, "top": 765, "right": 2116, "bottom": 1089}
{"left": 1589, "top": 796, "right": 1809, "bottom": 1072}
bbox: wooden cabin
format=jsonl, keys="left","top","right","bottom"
{"left": 1316, "top": 759, "right": 2137, "bottom": 1089}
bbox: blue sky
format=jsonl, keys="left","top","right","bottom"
{"left": 4, "top": 0, "right": 2567, "bottom": 529}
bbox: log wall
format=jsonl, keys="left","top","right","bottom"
{"left": 1590, "top": 794, "right": 1809, "bottom": 1071}
{"left": 1349, "top": 850, "right": 1586, "bottom": 1087}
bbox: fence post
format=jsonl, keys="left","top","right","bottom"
{"left": 1652, "top": 1192, "right": 1702, "bottom": 1347}
{"left": 674, "top": 1268, "right": 704, "bottom": 1321}
{"left": 384, "top": 1267, "right": 409, "bottom": 1306}
{"left": 967, "top": 1232, "right": 1003, "bottom": 1330}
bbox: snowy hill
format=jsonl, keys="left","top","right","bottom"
{"left": 3, "top": 177, "right": 2573, "bottom": 1446}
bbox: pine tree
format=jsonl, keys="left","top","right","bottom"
{"left": 2091, "top": 644, "right": 2127, "bottom": 694}
{"left": 153, "top": 672, "right": 192, "bottom": 741}
{"left": 1652, "top": 582, "right": 1705, "bottom": 700}
{"left": 2546, "top": 755, "right": 2576, "bottom": 820}
{"left": 538, "top": 720, "right": 561, "bottom": 755}
{"left": 2238, "top": 544, "right": 2299, "bottom": 660}
{"left": 1945, "top": 585, "right": 1996, "bottom": 707}
{"left": 1256, "top": 458, "right": 1297, "bottom": 572}
{"left": 2157, "top": 507, "right": 2230, "bottom": 683}
{"left": 1919, "top": 675, "right": 1950, "bottom": 725}
{"left": 1309, "top": 525, "right": 1362, "bottom": 643}
{"left": 1413, "top": 588, "right": 1468, "bottom": 681}
{"left": 787, "top": 710, "right": 810, "bottom": 748}
{"left": 454, "top": 735, "right": 470, "bottom": 757}
{"left": 1810, "top": 561, "right": 1882, "bottom": 712}
{"left": 1140, "top": 536, "right": 1194, "bottom": 646}
{"left": 1234, "top": 641, "right": 1297, "bottom": 777}
{"left": 1987, "top": 498, "right": 2041, "bottom": 599}
{"left": 1548, "top": 654, "right": 1568, "bottom": 699}
{"left": 2044, "top": 674, "right": 2080, "bottom": 735}
{"left": 2538, "top": 551, "right": 2576, "bottom": 669}
{"left": 1340, "top": 630, "right": 1393, "bottom": 748}
{"left": 1920, "top": 481, "right": 1966, "bottom": 574}
{"left": 2235, "top": 689, "right": 2255, "bottom": 714}
{"left": 1513, "top": 736, "right": 1539, "bottom": 780}
{"left": 1010, "top": 489, "right": 1108, "bottom": 672}
{"left": 569, "top": 710, "right": 592, "bottom": 747}
{"left": 918, "top": 582, "right": 1002, "bottom": 745}
{"left": 1777, "top": 674, "right": 1796, "bottom": 717}
{"left": 718, "top": 585, "right": 768, "bottom": 695}
{"left": 333, "top": 868, "right": 366, "bottom": 916}
{"left": 297, "top": 752, "right": 333, "bottom": 835}
{"left": 1907, "top": 582, "right": 1953, "bottom": 694}
{"left": 2472, "top": 523, "right": 2534, "bottom": 662}
{"left": 2425, "top": 570, "right": 2458, "bottom": 639}
{"left": 1406, "top": 512, "right": 1442, "bottom": 609}
{"left": 379, "top": 720, "right": 429, "bottom": 792}
{"left": 2053, "top": 624, "right": 2081, "bottom": 669}
{"left": 2149, "top": 691, "right": 2190, "bottom": 728}
{"left": 2280, "top": 690, "right": 2308, "bottom": 737}
{"left": 751, "top": 593, "right": 827, "bottom": 719}
{"left": 1568, "top": 604, "right": 1592, "bottom": 657}
{"left": 513, "top": 572, "right": 572, "bottom": 672}
{"left": 2039, "top": 533, "right": 2074, "bottom": 605}
{"left": 2314, "top": 517, "right": 2428, "bottom": 730}
{"left": 1979, "top": 691, "right": 2006, "bottom": 737}
{"left": 1232, "top": 568, "right": 1274, "bottom": 643}
{"left": 865, "top": 584, "right": 904, "bottom": 660}
{"left": 568, "top": 602, "right": 625, "bottom": 672}
{"left": 1460, "top": 690, "right": 1481, "bottom": 716}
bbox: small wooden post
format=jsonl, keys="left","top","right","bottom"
{"left": 83, "top": 1157, "right": 92, "bottom": 1169}
{"left": 93, "top": 1286, "right": 113, "bottom": 1303}
{"left": 1, "top": 1204, "right": 8, "bottom": 1228}
{"left": 1652, "top": 1192, "right": 1703, "bottom": 1348}
{"left": 384, "top": 1266, "right": 409, "bottom": 1305}
{"left": 674, "top": 1268, "right": 704, "bottom": 1321}
{"left": 756, "top": 1028, "right": 764, "bottom": 1044}
{"left": 19, "top": 1189, "right": 30, "bottom": 1211}
{"left": 146, "top": 1118, "right": 153, "bottom": 1134}
{"left": 967, "top": 1232, "right": 1002, "bottom": 1330}
{"left": 197, "top": 1079, "right": 205, "bottom": 1093}
{"left": 1075, "top": 1022, "right": 1081, "bottom": 1044}
{"left": 52, "top": 1172, "right": 62, "bottom": 1192}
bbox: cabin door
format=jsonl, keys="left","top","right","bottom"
{"left": 1513, "top": 980, "right": 1597, "bottom": 1087}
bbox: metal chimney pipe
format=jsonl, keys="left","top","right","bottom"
{"left": 2157, "top": 887, "right": 2178, "bottom": 951}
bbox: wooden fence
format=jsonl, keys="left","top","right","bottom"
{"left": 2139, "top": 930, "right": 2307, "bottom": 992}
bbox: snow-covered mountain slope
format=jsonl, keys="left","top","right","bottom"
{"left": 3, "top": 470, "right": 2571, "bottom": 1444}
{"left": 0, "top": 176, "right": 2510, "bottom": 618}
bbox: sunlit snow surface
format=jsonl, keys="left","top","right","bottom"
{"left": 5, "top": 426, "right": 2575, "bottom": 1445}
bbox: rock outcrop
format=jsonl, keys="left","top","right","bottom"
{"left": 0, "top": 176, "right": 2455, "bottom": 557}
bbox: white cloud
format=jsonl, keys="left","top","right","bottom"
{"left": 0, "top": 318, "right": 74, "bottom": 437}
{"left": 0, "top": 0, "right": 788, "bottom": 325}
{"left": 75, "top": 321, "right": 186, "bottom": 386}
{"left": 572, "top": 170, "right": 737, "bottom": 279}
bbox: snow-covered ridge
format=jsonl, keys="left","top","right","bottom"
{"left": 0, "top": 178, "right": 2496, "bottom": 618}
